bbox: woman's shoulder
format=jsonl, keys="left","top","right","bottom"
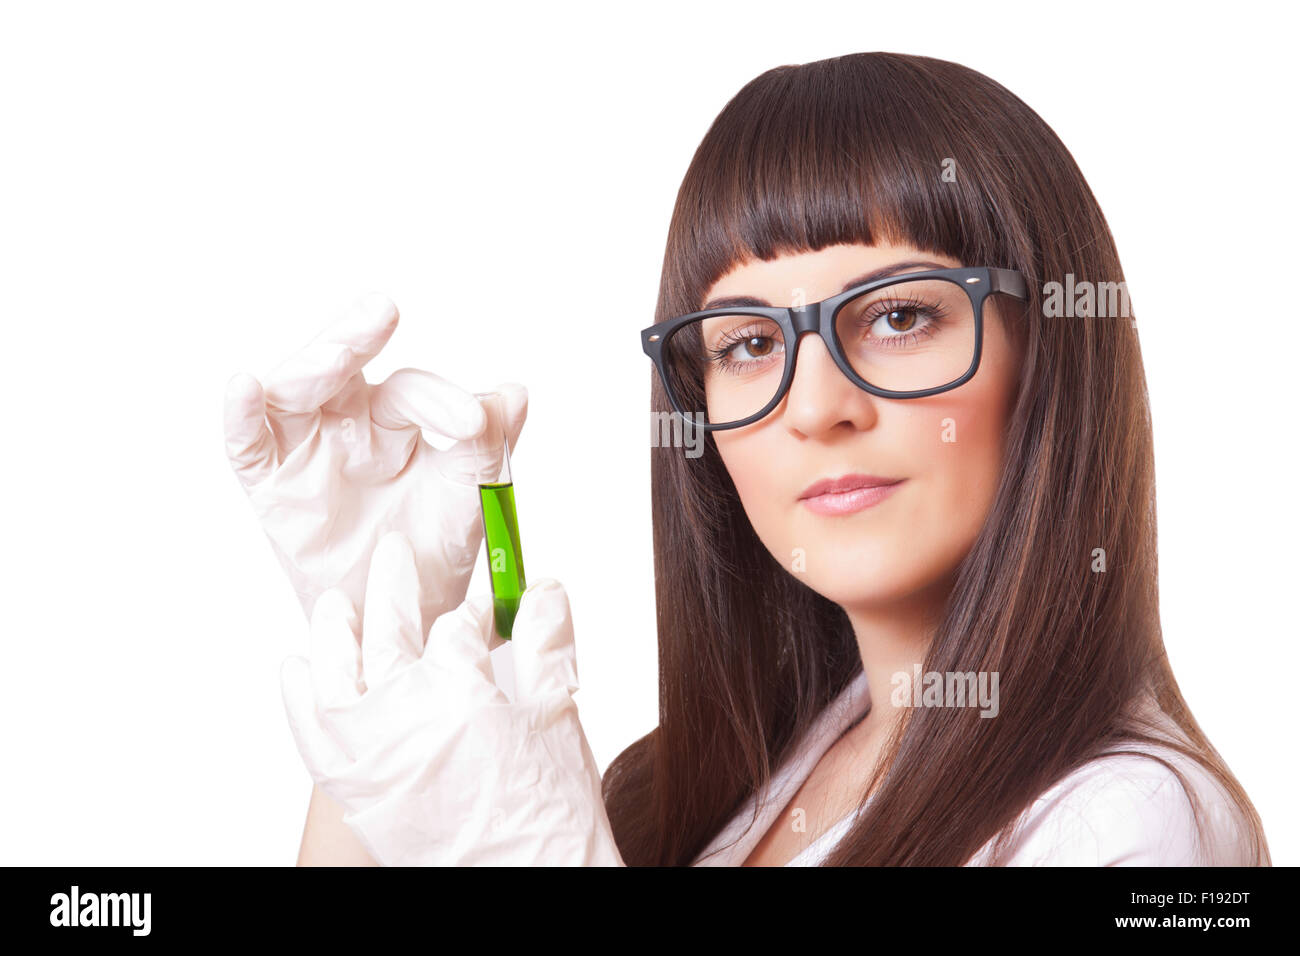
{"left": 967, "top": 723, "right": 1254, "bottom": 866}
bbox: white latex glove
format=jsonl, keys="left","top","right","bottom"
{"left": 279, "top": 531, "right": 624, "bottom": 867}
{"left": 223, "top": 292, "right": 527, "bottom": 641}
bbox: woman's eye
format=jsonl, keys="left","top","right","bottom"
{"left": 730, "top": 336, "right": 777, "bottom": 359}
{"left": 875, "top": 308, "right": 920, "bottom": 335}
{"left": 713, "top": 332, "right": 783, "bottom": 366}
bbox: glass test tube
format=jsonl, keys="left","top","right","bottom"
{"left": 473, "top": 391, "right": 527, "bottom": 640}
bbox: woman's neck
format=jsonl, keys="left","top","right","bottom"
{"left": 841, "top": 569, "right": 954, "bottom": 741}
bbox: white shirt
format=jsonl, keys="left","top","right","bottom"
{"left": 691, "top": 668, "right": 1253, "bottom": 866}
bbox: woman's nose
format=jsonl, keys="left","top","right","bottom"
{"left": 778, "top": 331, "right": 878, "bottom": 435}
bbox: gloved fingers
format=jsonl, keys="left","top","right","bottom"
{"left": 427, "top": 384, "right": 526, "bottom": 488}
{"left": 260, "top": 292, "right": 399, "bottom": 452}
{"left": 369, "top": 367, "right": 486, "bottom": 440}
{"left": 361, "top": 532, "right": 426, "bottom": 686}
{"left": 423, "top": 592, "right": 507, "bottom": 697}
{"left": 415, "top": 479, "right": 488, "bottom": 625}
{"left": 223, "top": 372, "right": 278, "bottom": 489}
{"left": 309, "top": 588, "right": 366, "bottom": 715}
{"left": 263, "top": 292, "right": 399, "bottom": 413}
{"left": 509, "top": 578, "right": 580, "bottom": 703}
{"left": 280, "top": 654, "right": 355, "bottom": 779}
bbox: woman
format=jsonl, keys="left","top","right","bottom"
{"left": 227, "top": 52, "right": 1269, "bottom": 866}
{"left": 602, "top": 51, "right": 1269, "bottom": 866}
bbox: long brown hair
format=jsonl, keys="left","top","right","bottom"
{"left": 601, "top": 52, "right": 1270, "bottom": 866}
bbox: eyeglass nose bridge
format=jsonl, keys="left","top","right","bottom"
{"left": 768, "top": 302, "right": 861, "bottom": 416}
{"left": 783, "top": 301, "right": 839, "bottom": 374}
{"left": 788, "top": 302, "right": 824, "bottom": 337}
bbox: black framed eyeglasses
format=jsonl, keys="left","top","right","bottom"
{"left": 640, "top": 266, "right": 1029, "bottom": 431}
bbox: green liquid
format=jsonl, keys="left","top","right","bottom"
{"left": 478, "top": 481, "right": 527, "bottom": 640}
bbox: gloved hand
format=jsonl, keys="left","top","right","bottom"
{"left": 279, "top": 531, "right": 624, "bottom": 866}
{"left": 223, "top": 292, "right": 527, "bottom": 641}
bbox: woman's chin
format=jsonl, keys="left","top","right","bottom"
{"left": 796, "top": 568, "right": 920, "bottom": 609}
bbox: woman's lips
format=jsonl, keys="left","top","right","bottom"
{"left": 800, "top": 479, "right": 905, "bottom": 516}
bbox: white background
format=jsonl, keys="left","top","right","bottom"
{"left": 1, "top": 0, "right": 1295, "bottom": 866}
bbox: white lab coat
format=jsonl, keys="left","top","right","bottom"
{"left": 691, "top": 668, "right": 1255, "bottom": 866}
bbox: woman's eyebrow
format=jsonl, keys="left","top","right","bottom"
{"left": 700, "top": 259, "right": 952, "bottom": 310}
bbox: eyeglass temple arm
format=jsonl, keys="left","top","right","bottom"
{"left": 989, "top": 268, "right": 1029, "bottom": 300}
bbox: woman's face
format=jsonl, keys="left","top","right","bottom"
{"left": 706, "top": 242, "right": 1024, "bottom": 612}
